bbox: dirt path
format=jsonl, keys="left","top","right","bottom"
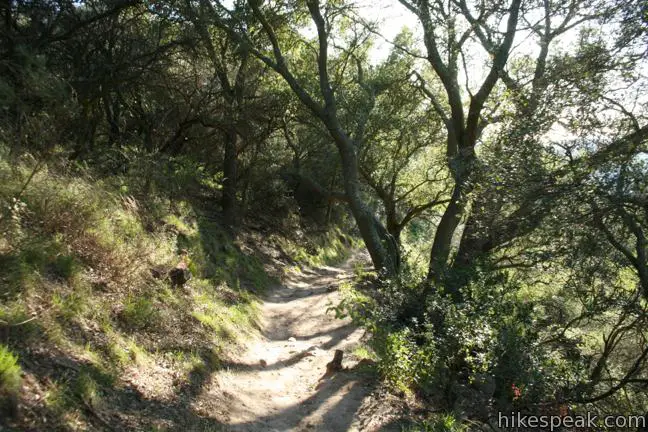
{"left": 207, "top": 256, "right": 376, "bottom": 431}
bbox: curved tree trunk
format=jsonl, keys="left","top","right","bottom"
{"left": 427, "top": 184, "right": 466, "bottom": 285}
{"left": 338, "top": 145, "right": 399, "bottom": 277}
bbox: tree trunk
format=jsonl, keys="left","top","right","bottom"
{"left": 453, "top": 216, "right": 490, "bottom": 270}
{"left": 325, "top": 172, "right": 336, "bottom": 225}
{"left": 338, "top": 144, "right": 399, "bottom": 277}
{"left": 102, "top": 90, "right": 120, "bottom": 145}
{"left": 222, "top": 127, "right": 238, "bottom": 227}
{"left": 427, "top": 184, "right": 465, "bottom": 285}
{"left": 385, "top": 202, "right": 402, "bottom": 245}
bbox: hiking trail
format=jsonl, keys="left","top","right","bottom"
{"left": 202, "top": 255, "right": 382, "bottom": 431}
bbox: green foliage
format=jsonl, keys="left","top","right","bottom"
{"left": 121, "top": 295, "right": 159, "bottom": 330}
{"left": 279, "top": 228, "right": 356, "bottom": 269}
{"left": 191, "top": 284, "right": 260, "bottom": 346}
{"left": 2, "top": 0, "right": 647, "bottom": 427}
{"left": 379, "top": 328, "right": 419, "bottom": 393}
{"left": 0, "top": 155, "right": 271, "bottom": 428}
{"left": 42, "top": 365, "right": 114, "bottom": 419}
{"left": 0, "top": 345, "right": 22, "bottom": 395}
{"left": 403, "top": 414, "right": 468, "bottom": 432}
{"left": 52, "top": 290, "right": 88, "bottom": 320}
{"left": 74, "top": 369, "right": 103, "bottom": 408}
{"left": 50, "top": 254, "right": 78, "bottom": 281}
{"left": 343, "top": 268, "right": 572, "bottom": 415}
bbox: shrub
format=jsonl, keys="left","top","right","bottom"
{"left": 52, "top": 290, "right": 87, "bottom": 320}
{"left": 0, "top": 344, "right": 22, "bottom": 415}
{"left": 0, "top": 345, "right": 21, "bottom": 395}
{"left": 50, "top": 254, "right": 78, "bottom": 282}
{"left": 74, "top": 370, "right": 102, "bottom": 408}
{"left": 277, "top": 227, "right": 355, "bottom": 269}
{"left": 405, "top": 414, "right": 469, "bottom": 432}
{"left": 121, "top": 295, "right": 158, "bottom": 329}
{"left": 342, "top": 267, "right": 565, "bottom": 418}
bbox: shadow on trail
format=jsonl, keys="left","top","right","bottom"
{"left": 199, "top": 249, "right": 381, "bottom": 431}
{"left": 263, "top": 284, "right": 334, "bottom": 303}
{"left": 9, "top": 347, "right": 225, "bottom": 432}
{"left": 219, "top": 324, "right": 356, "bottom": 374}
{"left": 292, "top": 323, "right": 357, "bottom": 343}
{"left": 263, "top": 269, "right": 349, "bottom": 305}
{"left": 228, "top": 369, "right": 377, "bottom": 432}
{"left": 260, "top": 319, "right": 357, "bottom": 344}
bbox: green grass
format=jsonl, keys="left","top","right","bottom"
{"left": 277, "top": 227, "right": 357, "bottom": 269}
{"left": 402, "top": 414, "right": 469, "bottom": 432}
{"left": 0, "top": 154, "right": 273, "bottom": 429}
{"left": 74, "top": 369, "right": 103, "bottom": 408}
{"left": 121, "top": 295, "right": 159, "bottom": 330}
{"left": 52, "top": 290, "right": 88, "bottom": 320}
{"left": 352, "top": 345, "right": 379, "bottom": 361}
{"left": 191, "top": 287, "right": 260, "bottom": 347}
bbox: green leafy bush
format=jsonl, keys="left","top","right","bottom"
{"left": 343, "top": 267, "right": 569, "bottom": 418}
{"left": 50, "top": 254, "right": 78, "bottom": 281}
{"left": 404, "top": 414, "right": 468, "bottom": 432}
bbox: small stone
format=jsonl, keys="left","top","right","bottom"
{"left": 150, "top": 267, "right": 164, "bottom": 279}
{"left": 168, "top": 266, "right": 192, "bottom": 287}
{"left": 259, "top": 359, "right": 267, "bottom": 367}
{"left": 288, "top": 337, "right": 296, "bottom": 342}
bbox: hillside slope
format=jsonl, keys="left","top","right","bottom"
{"left": 0, "top": 159, "right": 360, "bottom": 431}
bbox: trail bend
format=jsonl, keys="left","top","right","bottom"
{"left": 204, "top": 255, "right": 382, "bottom": 432}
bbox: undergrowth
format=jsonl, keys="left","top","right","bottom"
{"left": 0, "top": 345, "right": 22, "bottom": 396}
{"left": 276, "top": 227, "right": 360, "bottom": 269}
{"left": 0, "top": 152, "right": 276, "bottom": 430}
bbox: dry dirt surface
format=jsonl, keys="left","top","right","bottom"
{"left": 5, "top": 254, "right": 406, "bottom": 432}
{"left": 198, "top": 256, "right": 391, "bottom": 432}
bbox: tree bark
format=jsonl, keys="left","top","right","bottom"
{"left": 427, "top": 182, "right": 466, "bottom": 286}
{"left": 385, "top": 204, "right": 402, "bottom": 245}
{"left": 413, "top": 0, "right": 522, "bottom": 292}
{"left": 338, "top": 143, "right": 399, "bottom": 277}
{"left": 221, "top": 127, "right": 238, "bottom": 227}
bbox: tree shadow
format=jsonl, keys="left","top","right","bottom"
{"left": 289, "top": 323, "right": 358, "bottom": 345}
{"left": 5, "top": 346, "right": 226, "bottom": 432}
{"left": 216, "top": 322, "right": 358, "bottom": 375}
{"left": 262, "top": 284, "right": 337, "bottom": 303}
{"left": 225, "top": 368, "right": 377, "bottom": 432}
{"left": 262, "top": 311, "right": 358, "bottom": 347}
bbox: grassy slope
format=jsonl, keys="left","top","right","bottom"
{"left": 0, "top": 156, "right": 303, "bottom": 431}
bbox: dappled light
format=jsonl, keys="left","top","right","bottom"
{"left": 2, "top": 0, "right": 648, "bottom": 430}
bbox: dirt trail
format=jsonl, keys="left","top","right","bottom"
{"left": 209, "top": 256, "right": 376, "bottom": 431}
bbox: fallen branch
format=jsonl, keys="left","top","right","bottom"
{"left": 0, "top": 316, "right": 38, "bottom": 327}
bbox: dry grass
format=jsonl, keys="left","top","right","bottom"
{"left": 0, "top": 154, "right": 279, "bottom": 431}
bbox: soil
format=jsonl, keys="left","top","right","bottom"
{"left": 116, "top": 254, "right": 405, "bottom": 432}
{"left": 203, "top": 258, "right": 380, "bottom": 431}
